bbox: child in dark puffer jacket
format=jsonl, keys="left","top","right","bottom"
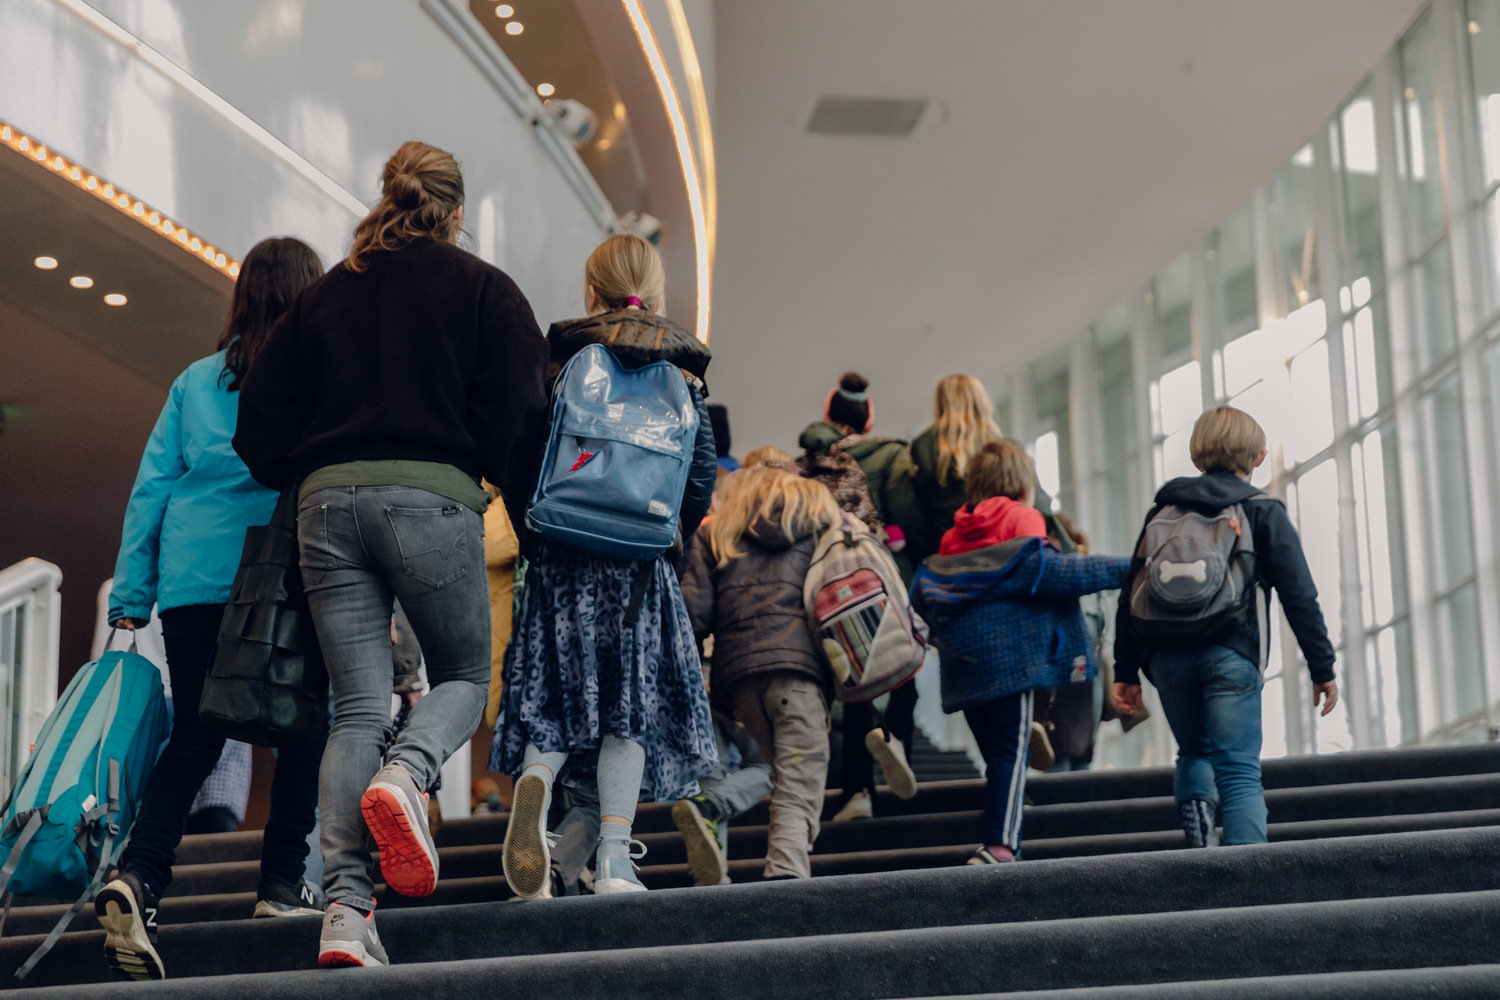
{"left": 911, "top": 442, "right": 1129, "bottom": 865}
{"left": 680, "top": 466, "right": 842, "bottom": 879}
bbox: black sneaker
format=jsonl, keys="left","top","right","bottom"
{"left": 253, "top": 877, "right": 325, "bottom": 917}
{"left": 96, "top": 870, "right": 164, "bottom": 981}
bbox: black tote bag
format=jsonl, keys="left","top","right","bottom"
{"left": 200, "top": 485, "right": 328, "bottom": 746}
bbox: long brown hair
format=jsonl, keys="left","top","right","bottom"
{"left": 933, "top": 374, "right": 1003, "bottom": 486}
{"left": 216, "top": 237, "right": 324, "bottom": 391}
{"left": 347, "top": 141, "right": 465, "bottom": 273}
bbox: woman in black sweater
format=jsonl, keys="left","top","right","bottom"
{"left": 235, "top": 141, "right": 548, "bottom": 969}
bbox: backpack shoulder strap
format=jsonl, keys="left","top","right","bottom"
{"left": 13, "top": 761, "right": 120, "bottom": 982}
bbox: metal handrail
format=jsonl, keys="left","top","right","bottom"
{"left": 0, "top": 559, "right": 63, "bottom": 800}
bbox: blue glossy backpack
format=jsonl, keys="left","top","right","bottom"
{"left": 0, "top": 640, "right": 170, "bottom": 980}
{"left": 526, "top": 343, "right": 698, "bottom": 561}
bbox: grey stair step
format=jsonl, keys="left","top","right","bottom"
{"left": 7, "top": 827, "right": 1499, "bottom": 990}
{"left": 925, "top": 964, "right": 1500, "bottom": 999}
{"left": 25, "top": 887, "right": 1500, "bottom": 998}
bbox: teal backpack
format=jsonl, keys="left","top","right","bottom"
{"left": 0, "top": 639, "right": 170, "bottom": 980}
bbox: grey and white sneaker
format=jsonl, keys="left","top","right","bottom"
{"left": 671, "top": 797, "right": 727, "bottom": 887}
{"left": 96, "top": 870, "right": 165, "bottom": 981}
{"left": 865, "top": 728, "right": 918, "bottom": 799}
{"left": 318, "top": 902, "right": 388, "bottom": 968}
{"left": 831, "top": 790, "right": 873, "bottom": 822}
{"left": 253, "top": 877, "right": 325, "bottom": 917}
{"left": 361, "top": 761, "right": 439, "bottom": 897}
{"left": 593, "top": 841, "right": 650, "bottom": 895}
{"left": 502, "top": 772, "right": 552, "bottom": 899}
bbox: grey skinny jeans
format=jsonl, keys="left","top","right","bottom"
{"left": 299, "top": 485, "right": 490, "bottom": 909}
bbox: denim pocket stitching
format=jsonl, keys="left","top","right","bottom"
{"left": 384, "top": 505, "right": 468, "bottom": 589}
{"left": 297, "top": 503, "right": 337, "bottom": 587}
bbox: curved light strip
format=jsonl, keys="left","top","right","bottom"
{"left": 621, "top": 0, "right": 711, "bottom": 343}
{"left": 665, "top": 0, "right": 717, "bottom": 283}
{"left": 0, "top": 119, "right": 241, "bottom": 278}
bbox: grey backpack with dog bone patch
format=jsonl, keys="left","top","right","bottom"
{"left": 1128, "top": 503, "right": 1261, "bottom": 645}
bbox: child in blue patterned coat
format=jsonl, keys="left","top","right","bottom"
{"left": 910, "top": 442, "right": 1129, "bottom": 864}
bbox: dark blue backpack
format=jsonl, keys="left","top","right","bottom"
{"left": 526, "top": 343, "right": 698, "bottom": 561}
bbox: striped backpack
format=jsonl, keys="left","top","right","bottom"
{"left": 0, "top": 639, "right": 170, "bottom": 980}
{"left": 803, "top": 515, "right": 928, "bottom": 702}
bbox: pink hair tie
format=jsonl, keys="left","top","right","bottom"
{"left": 626, "top": 295, "right": 643, "bottom": 307}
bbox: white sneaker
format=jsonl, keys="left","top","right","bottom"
{"left": 503, "top": 773, "right": 552, "bottom": 899}
{"left": 865, "top": 729, "right": 918, "bottom": 799}
{"left": 831, "top": 790, "right": 873, "bottom": 822}
{"left": 593, "top": 841, "right": 649, "bottom": 895}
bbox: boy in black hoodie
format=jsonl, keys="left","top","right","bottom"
{"left": 1114, "top": 406, "right": 1338, "bottom": 846}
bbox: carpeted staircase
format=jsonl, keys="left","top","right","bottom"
{"left": 4, "top": 743, "right": 1500, "bottom": 996}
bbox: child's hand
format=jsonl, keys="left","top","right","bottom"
{"left": 1313, "top": 680, "right": 1339, "bottom": 717}
{"left": 1113, "top": 683, "right": 1142, "bottom": 716}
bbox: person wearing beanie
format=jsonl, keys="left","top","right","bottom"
{"left": 796, "top": 372, "right": 930, "bottom": 821}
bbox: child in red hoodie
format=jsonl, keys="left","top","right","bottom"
{"left": 913, "top": 441, "right": 1130, "bottom": 863}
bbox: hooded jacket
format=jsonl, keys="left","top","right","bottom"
{"left": 797, "top": 421, "right": 932, "bottom": 581}
{"left": 940, "top": 497, "right": 1048, "bottom": 556}
{"left": 546, "top": 311, "right": 717, "bottom": 540}
{"left": 1113, "top": 469, "right": 1336, "bottom": 687}
{"left": 679, "top": 506, "right": 830, "bottom": 704}
{"left": 911, "top": 538, "right": 1131, "bottom": 713}
{"left": 110, "top": 351, "right": 278, "bottom": 622}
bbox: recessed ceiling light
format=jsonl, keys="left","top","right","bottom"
{"left": 33, "top": 256, "right": 57, "bottom": 270}
{"left": 495, "top": 3, "right": 514, "bottom": 17}
{"left": 103, "top": 293, "right": 127, "bottom": 306}
{"left": 537, "top": 83, "right": 555, "bottom": 97}
{"left": 69, "top": 275, "right": 94, "bottom": 289}
{"left": 505, "top": 21, "right": 524, "bottom": 35}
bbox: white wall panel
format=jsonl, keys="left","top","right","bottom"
{"left": 0, "top": 0, "right": 606, "bottom": 324}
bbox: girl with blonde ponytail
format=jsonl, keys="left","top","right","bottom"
{"left": 494, "top": 234, "right": 719, "bottom": 898}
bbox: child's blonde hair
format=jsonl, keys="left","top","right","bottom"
{"left": 742, "top": 445, "right": 792, "bottom": 468}
{"left": 585, "top": 234, "right": 666, "bottom": 314}
{"left": 710, "top": 466, "right": 839, "bottom": 567}
{"left": 1190, "top": 406, "right": 1266, "bottom": 477}
{"left": 933, "top": 375, "right": 1004, "bottom": 486}
{"left": 964, "top": 440, "right": 1035, "bottom": 506}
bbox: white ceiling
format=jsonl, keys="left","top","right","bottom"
{"left": 706, "top": 0, "right": 1424, "bottom": 454}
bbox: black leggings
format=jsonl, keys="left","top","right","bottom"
{"left": 839, "top": 681, "right": 918, "bottom": 796}
{"left": 119, "top": 604, "right": 326, "bottom": 893}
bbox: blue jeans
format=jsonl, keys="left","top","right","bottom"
{"left": 963, "top": 690, "right": 1034, "bottom": 853}
{"left": 1149, "top": 645, "right": 1267, "bottom": 845}
{"left": 299, "top": 486, "right": 491, "bottom": 908}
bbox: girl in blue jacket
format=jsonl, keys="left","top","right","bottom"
{"left": 95, "top": 238, "right": 325, "bottom": 982}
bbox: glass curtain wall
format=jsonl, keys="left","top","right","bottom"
{"left": 1021, "top": 0, "right": 1500, "bottom": 766}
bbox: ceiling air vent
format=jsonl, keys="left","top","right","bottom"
{"left": 805, "top": 96, "right": 933, "bottom": 137}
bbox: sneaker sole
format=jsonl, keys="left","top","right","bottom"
{"left": 502, "top": 774, "right": 550, "bottom": 899}
{"left": 592, "top": 877, "right": 649, "bottom": 895}
{"left": 318, "top": 941, "right": 385, "bottom": 968}
{"left": 362, "top": 781, "right": 438, "bottom": 897}
{"left": 865, "top": 730, "right": 918, "bottom": 799}
{"left": 95, "top": 886, "right": 164, "bottom": 981}
{"left": 253, "top": 900, "right": 325, "bottom": 918}
{"left": 670, "top": 800, "right": 726, "bottom": 887}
